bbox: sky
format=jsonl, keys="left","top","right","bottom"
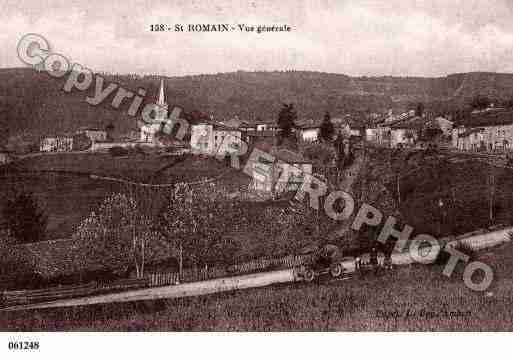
{"left": 2, "top": 0, "right": 513, "bottom": 77}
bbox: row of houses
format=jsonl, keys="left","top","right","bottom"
{"left": 188, "top": 115, "right": 364, "bottom": 157}
{"left": 364, "top": 105, "right": 513, "bottom": 153}
{"left": 38, "top": 116, "right": 357, "bottom": 155}
{"left": 38, "top": 108, "right": 513, "bottom": 156}
{"left": 39, "top": 79, "right": 170, "bottom": 153}
{"left": 452, "top": 109, "right": 513, "bottom": 152}
{"left": 39, "top": 127, "right": 108, "bottom": 152}
{"left": 365, "top": 111, "right": 454, "bottom": 148}
{"left": 38, "top": 78, "right": 364, "bottom": 154}
{"left": 0, "top": 146, "right": 14, "bottom": 165}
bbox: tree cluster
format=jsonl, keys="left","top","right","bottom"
{"left": 2, "top": 191, "right": 47, "bottom": 244}
{"left": 158, "top": 182, "right": 240, "bottom": 269}
{"left": 277, "top": 103, "right": 297, "bottom": 140}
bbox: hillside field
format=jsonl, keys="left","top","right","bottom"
{"left": 0, "top": 153, "right": 239, "bottom": 239}
{"left": 1, "top": 242, "right": 511, "bottom": 331}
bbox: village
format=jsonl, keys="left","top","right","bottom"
{"left": 0, "top": 79, "right": 509, "bottom": 167}
{"left": 0, "top": 64, "right": 513, "bottom": 334}
{"left": 1, "top": 75, "right": 513, "bottom": 290}
{"left": 7, "top": 0, "right": 513, "bottom": 352}
{"left": 4, "top": 77, "right": 513, "bottom": 344}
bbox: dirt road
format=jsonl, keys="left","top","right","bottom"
{"left": 3, "top": 226, "right": 512, "bottom": 312}
{"left": 2, "top": 269, "right": 296, "bottom": 312}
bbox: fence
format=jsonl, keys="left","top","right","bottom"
{"left": 97, "top": 277, "right": 150, "bottom": 292}
{"left": 1, "top": 282, "right": 99, "bottom": 307}
{"left": 143, "top": 255, "right": 312, "bottom": 288}
{"left": 1, "top": 254, "right": 313, "bottom": 307}
{"left": 226, "top": 254, "right": 312, "bottom": 274}
{"left": 147, "top": 272, "right": 179, "bottom": 287}
{"left": 1, "top": 278, "right": 152, "bottom": 307}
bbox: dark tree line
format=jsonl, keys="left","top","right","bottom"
{"left": 320, "top": 111, "right": 335, "bottom": 141}
{"left": 470, "top": 95, "right": 492, "bottom": 110}
{"left": 1, "top": 191, "right": 47, "bottom": 244}
{"left": 277, "top": 103, "right": 297, "bottom": 139}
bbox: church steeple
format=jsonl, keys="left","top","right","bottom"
{"left": 156, "top": 78, "right": 168, "bottom": 121}
{"left": 158, "top": 78, "right": 166, "bottom": 106}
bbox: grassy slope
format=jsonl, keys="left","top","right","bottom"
{"left": 11, "top": 152, "right": 183, "bottom": 181}
{"left": 358, "top": 148, "right": 513, "bottom": 237}
{"left": 0, "top": 153, "right": 239, "bottom": 239}
{"left": 2, "top": 242, "right": 512, "bottom": 331}
{"left": 398, "top": 155, "right": 513, "bottom": 236}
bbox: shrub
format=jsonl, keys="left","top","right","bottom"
{"left": 300, "top": 141, "right": 336, "bottom": 166}
{"left": 108, "top": 146, "right": 129, "bottom": 157}
{"left": 73, "top": 192, "right": 160, "bottom": 278}
{"left": 72, "top": 133, "right": 92, "bottom": 151}
{"left": 2, "top": 191, "right": 47, "bottom": 243}
{"left": 6, "top": 132, "right": 38, "bottom": 155}
{"left": 159, "top": 182, "right": 242, "bottom": 268}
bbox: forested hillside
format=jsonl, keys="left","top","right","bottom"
{"left": 1, "top": 68, "right": 513, "bottom": 142}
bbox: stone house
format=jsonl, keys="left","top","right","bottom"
{"left": 0, "top": 147, "right": 13, "bottom": 164}
{"left": 247, "top": 147, "right": 312, "bottom": 196}
{"left": 389, "top": 116, "right": 426, "bottom": 148}
{"left": 431, "top": 116, "right": 454, "bottom": 137}
{"left": 453, "top": 128, "right": 485, "bottom": 151}
{"left": 40, "top": 136, "right": 73, "bottom": 152}
{"left": 481, "top": 124, "right": 513, "bottom": 151}
{"left": 76, "top": 128, "right": 107, "bottom": 142}
{"left": 451, "top": 110, "right": 513, "bottom": 152}
{"left": 190, "top": 120, "right": 243, "bottom": 156}
{"left": 296, "top": 119, "right": 322, "bottom": 142}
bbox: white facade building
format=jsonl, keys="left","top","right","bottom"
{"left": 256, "top": 123, "right": 268, "bottom": 131}
{"left": 453, "top": 125, "right": 513, "bottom": 152}
{"left": 249, "top": 148, "right": 312, "bottom": 194}
{"left": 432, "top": 117, "right": 454, "bottom": 136}
{"left": 299, "top": 127, "right": 320, "bottom": 142}
{"left": 0, "top": 151, "right": 13, "bottom": 164}
{"left": 365, "top": 128, "right": 378, "bottom": 142}
{"left": 77, "top": 128, "right": 107, "bottom": 142}
{"left": 140, "top": 123, "right": 163, "bottom": 143}
{"left": 190, "top": 122, "right": 243, "bottom": 156}
{"left": 190, "top": 123, "right": 215, "bottom": 154}
{"left": 40, "top": 137, "right": 73, "bottom": 152}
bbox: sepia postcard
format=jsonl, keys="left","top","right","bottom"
{"left": 1, "top": 0, "right": 513, "bottom": 355}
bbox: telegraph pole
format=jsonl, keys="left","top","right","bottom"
{"left": 179, "top": 241, "right": 183, "bottom": 281}
{"left": 438, "top": 198, "right": 444, "bottom": 236}
{"left": 488, "top": 173, "right": 495, "bottom": 224}
{"left": 396, "top": 173, "right": 401, "bottom": 207}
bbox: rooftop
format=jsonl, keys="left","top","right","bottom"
{"left": 239, "top": 121, "right": 257, "bottom": 128}
{"left": 389, "top": 116, "right": 426, "bottom": 129}
{"left": 459, "top": 128, "right": 485, "bottom": 137}
{"left": 272, "top": 148, "right": 310, "bottom": 164}
{"left": 465, "top": 110, "right": 513, "bottom": 128}
{"left": 295, "top": 119, "right": 322, "bottom": 129}
{"left": 77, "top": 127, "right": 105, "bottom": 132}
{"left": 246, "top": 130, "right": 281, "bottom": 137}
{"left": 221, "top": 118, "right": 242, "bottom": 129}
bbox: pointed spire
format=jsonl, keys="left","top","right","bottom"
{"left": 158, "top": 78, "right": 166, "bottom": 106}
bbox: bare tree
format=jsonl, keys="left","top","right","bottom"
{"left": 73, "top": 191, "right": 159, "bottom": 278}
{"left": 159, "top": 181, "right": 239, "bottom": 277}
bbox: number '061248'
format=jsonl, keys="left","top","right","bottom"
{"left": 8, "top": 341, "right": 40, "bottom": 350}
